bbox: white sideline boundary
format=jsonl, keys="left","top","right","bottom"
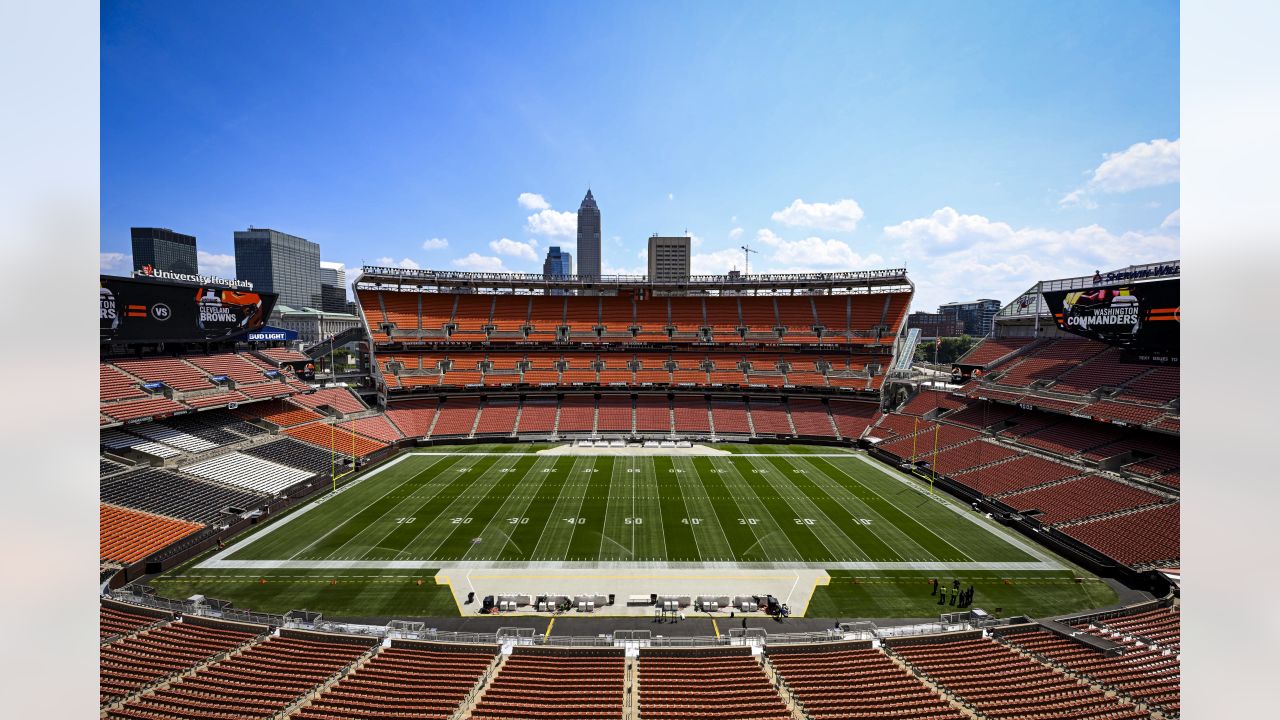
{"left": 196, "top": 449, "right": 1065, "bottom": 573}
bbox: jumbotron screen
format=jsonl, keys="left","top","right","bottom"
{"left": 1043, "top": 278, "right": 1179, "bottom": 364}
{"left": 100, "top": 275, "right": 277, "bottom": 344}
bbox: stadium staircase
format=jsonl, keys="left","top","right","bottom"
{"left": 744, "top": 403, "right": 758, "bottom": 438}
{"left": 511, "top": 399, "right": 524, "bottom": 435}
{"left": 757, "top": 653, "right": 807, "bottom": 720}
{"left": 782, "top": 401, "right": 799, "bottom": 436}
{"left": 469, "top": 402, "right": 485, "bottom": 438}
{"left": 425, "top": 408, "right": 443, "bottom": 438}
{"left": 304, "top": 326, "right": 365, "bottom": 358}
{"left": 892, "top": 327, "right": 921, "bottom": 374}
{"left": 1052, "top": 500, "right": 1178, "bottom": 529}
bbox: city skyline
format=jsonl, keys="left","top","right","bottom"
{"left": 100, "top": 2, "right": 1179, "bottom": 309}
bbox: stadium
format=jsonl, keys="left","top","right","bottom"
{"left": 98, "top": 260, "right": 1180, "bottom": 719}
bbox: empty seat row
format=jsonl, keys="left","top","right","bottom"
{"left": 102, "top": 468, "right": 267, "bottom": 523}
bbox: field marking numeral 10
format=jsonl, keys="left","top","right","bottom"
{"left": 739, "top": 518, "right": 759, "bottom": 525}
{"left": 853, "top": 518, "right": 873, "bottom": 525}
{"left": 564, "top": 517, "right": 587, "bottom": 525}
{"left": 794, "top": 518, "right": 816, "bottom": 525}
{"left": 506, "top": 517, "right": 529, "bottom": 524}
{"left": 682, "top": 517, "right": 702, "bottom": 525}
{"left": 623, "top": 517, "right": 643, "bottom": 525}
{"left": 451, "top": 517, "right": 472, "bottom": 524}
{"left": 395, "top": 517, "right": 416, "bottom": 524}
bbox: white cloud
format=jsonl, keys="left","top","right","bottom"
{"left": 690, "top": 234, "right": 705, "bottom": 249}
{"left": 1060, "top": 138, "right": 1180, "bottom": 207}
{"left": 100, "top": 252, "right": 128, "bottom": 273}
{"left": 517, "top": 192, "right": 550, "bottom": 211}
{"left": 422, "top": 237, "right": 449, "bottom": 250}
{"left": 883, "top": 206, "right": 1179, "bottom": 309}
{"left": 668, "top": 193, "right": 675, "bottom": 201}
{"left": 691, "top": 248, "right": 745, "bottom": 275}
{"left": 751, "top": 229, "right": 882, "bottom": 271}
{"left": 489, "top": 237, "right": 538, "bottom": 261}
{"left": 525, "top": 208, "right": 577, "bottom": 238}
{"left": 1161, "top": 208, "right": 1180, "bottom": 231}
{"left": 452, "top": 253, "right": 506, "bottom": 272}
{"left": 728, "top": 227, "right": 744, "bottom": 240}
{"left": 771, "top": 197, "right": 865, "bottom": 232}
{"left": 374, "top": 256, "right": 421, "bottom": 270}
{"left": 197, "top": 250, "right": 236, "bottom": 277}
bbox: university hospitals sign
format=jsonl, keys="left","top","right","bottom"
{"left": 133, "top": 264, "right": 253, "bottom": 290}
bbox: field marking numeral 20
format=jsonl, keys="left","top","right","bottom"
{"left": 794, "top": 518, "right": 816, "bottom": 525}
{"left": 739, "top": 518, "right": 759, "bottom": 525}
{"left": 451, "top": 517, "right": 472, "bottom": 524}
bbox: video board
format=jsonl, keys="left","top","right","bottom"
{"left": 100, "top": 275, "right": 277, "bottom": 344}
{"left": 1042, "top": 278, "right": 1179, "bottom": 365}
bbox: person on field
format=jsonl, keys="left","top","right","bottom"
{"left": 930, "top": 578, "right": 938, "bottom": 596}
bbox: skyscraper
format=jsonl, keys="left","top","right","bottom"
{"left": 233, "top": 227, "right": 322, "bottom": 309}
{"left": 319, "top": 263, "right": 348, "bottom": 313}
{"left": 576, "top": 189, "right": 601, "bottom": 279}
{"left": 542, "top": 246, "right": 573, "bottom": 296}
{"left": 131, "top": 227, "right": 198, "bottom": 276}
{"left": 542, "top": 246, "right": 573, "bottom": 277}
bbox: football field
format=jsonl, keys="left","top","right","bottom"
{"left": 203, "top": 448, "right": 1058, "bottom": 570}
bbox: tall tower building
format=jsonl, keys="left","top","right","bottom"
{"left": 542, "top": 246, "right": 574, "bottom": 296}
{"left": 576, "top": 189, "right": 601, "bottom": 279}
{"left": 233, "top": 227, "right": 322, "bottom": 310}
{"left": 319, "top": 262, "right": 348, "bottom": 313}
{"left": 647, "top": 235, "right": 692, "bottom": 283}
{"left": 131, "top": 227, "right": 198, "bottom": 276}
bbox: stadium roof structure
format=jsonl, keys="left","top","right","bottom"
{"left": 355, "top": 266, "right": 913, "bottom": 295}
{"left": 996, "top": 259, "right": 1180, "bottom": 321}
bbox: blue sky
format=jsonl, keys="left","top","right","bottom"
{"left": 101, "top": 0, "right": 1179, "bottom": 309}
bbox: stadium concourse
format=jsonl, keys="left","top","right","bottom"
{"left": 99, "top": 265, "right": 1180, "bottom": 719}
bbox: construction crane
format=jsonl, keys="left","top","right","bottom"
{"left": 740, "top": 245, "right": 757, "bottom": 275}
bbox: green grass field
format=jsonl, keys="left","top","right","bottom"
{"left": 226, "top": 450, "right": 1036, "bottom": 564}
{"left": 156, "top": 445, "right": 1117, "bottom": 618}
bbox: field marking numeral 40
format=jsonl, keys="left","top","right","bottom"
{"left": 451, "top": 517, "right": 472, "bottom": 524}
{"left": 564, "top": 517, "right": 587, "bottom": 525}
{"left": 682, "top": 517, "right": 702, "bottom": 525}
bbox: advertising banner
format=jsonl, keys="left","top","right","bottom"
{"left": 247, "top": 326, "right": 299, "bottom": 342}
{"left": 101, "top": 276, "right": 276, "bottom": 344}
{"left": 1042, "top": 278, "right": 1179, "bottom": 365}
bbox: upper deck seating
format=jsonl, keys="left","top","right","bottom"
{"left": 956, "top": 336, "right": 1037, "bottom": 367}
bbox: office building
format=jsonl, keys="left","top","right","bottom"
{"left": 939, "top": 299, "right": 1002, "bottom": 337}
{"left": 907, "top": 311, "right": 963, "bottom": 339}
{"left": 542, "top": 246, "right": 573, "bottom": 278}
{"left": 576, "top": 189, "right": 601, "bottom": 279}
{"left": 319, "top": 263, "right": 348, "bottom": 313}
{"left": 647, "top": 235, "right": 692, "bottom": 283}
{"left": 131, "top": 227, "right": 198, "bottom": 276}
{"left": 270, "top": 304, "right": 362, "bottom": 345}
{"left": 233, "top": 228, "right": 322, "bottom": 310}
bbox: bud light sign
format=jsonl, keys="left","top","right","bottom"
{"left": 247, "top": 326, "right": 298, "bottom": 342}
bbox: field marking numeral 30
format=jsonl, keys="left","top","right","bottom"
{"left": 506, "top": 517, "right": 529, "bottom": 524}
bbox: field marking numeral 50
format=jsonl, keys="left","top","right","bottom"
{"left": 623, "top": 517, "right": 643, "bottom": 525}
